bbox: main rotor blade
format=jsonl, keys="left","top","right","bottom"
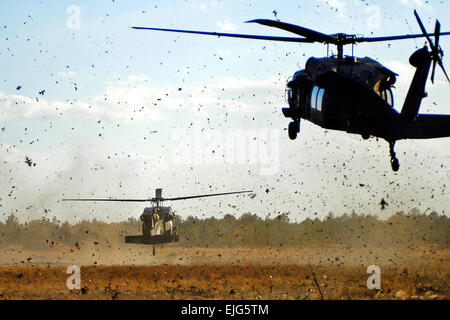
{"left": 431, "top": 60, "right": 437, "bottom": 83}
{"left": 245, "top": 19, "right": 334, "bottom": 43}
{"left": 62, "top": 198, "right": 150, "bottom": 202}
{"left": 431, "top": 20, "right": 441, "bottom": 83}
{"left": 436, "top": 58, "right": 450, "bottom": 83}
{"left": 434, "top": 20, "right": 441, "bottom": 50}
{"left": 355, "top": 31, "right": 450, "bottom": 43}
{"left": 132, "top": 27, "right": 313, "bottom": 43}
{"left": 414, "top": 9, "right": 434, "bottom": 47}
{"left": 63, "top": 190, "right": 254, "bottom": 203}
{"left": 163, "top": 190, "right": 253, "bottom": 201}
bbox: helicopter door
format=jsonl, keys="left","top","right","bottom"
{"left": 286, "top": 76, "right": 312, "bottom": 119}
{"left": 286, "top": 82, "right": 302, "bottom": 115}
{"left": 151, "top": 210, "right": 159, "bottom": 228}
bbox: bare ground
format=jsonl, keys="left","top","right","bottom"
{"left": 0, "top": 243, "right": 448, "bottom": 299}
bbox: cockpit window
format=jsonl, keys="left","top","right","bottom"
{"left": 316, "top": 88, "right": 324, "bottom": 111}
{"left": 285, "top": 87, "right": 292, "bottom": 103}
{"left": 311, "top": 86, "right": 319, "bottom": 109}
{"left": 310, "top": 86, "right": 325, "bottom": 111}
{"left": 381, "top": 88, "right": 394, "bottom": 107}
{"left": 385, "top": 88, "right": 393, "bottom": 107}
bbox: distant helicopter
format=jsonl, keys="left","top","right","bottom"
{"left": 63, "top": 188, "right": 252, "bottom": 255}
{"left": 133, "top": 10, "right": 450, "bottom": 171}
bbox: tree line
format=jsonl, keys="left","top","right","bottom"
{"left": 0, "top": 210, "right": 448, "bottom": 248}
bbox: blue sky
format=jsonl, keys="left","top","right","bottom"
{"left": 0, "top": 0, "right": 449, "bottom": 223}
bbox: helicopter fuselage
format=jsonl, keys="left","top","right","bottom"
{"left": 140, "top": 206, "right": 176, "bottom": 238}
{"left": 285, "top": 56, "right": 397, "bottom": 138}
{"left": 125, "top": 206, "right": 179, "bottom": 245}
{"left": 283, "top": 53, "right": 450, "bottom": 143}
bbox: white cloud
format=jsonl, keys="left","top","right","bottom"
{"left": 57, "top": 71, "right": 77, "bottom": 79}
{"left": 217, "top": 48, "right": 231, "bottom": 56}
{"left": 398, "top": 0, "right": 425, "bottom": 7}
{"left": 0, "top": 88, "right": 166, "bottom": 124}
{"left": 104, "top": 74, "right": 150, "bottom": 87}
{"left": 0, "top": 76, "right": 283, "bottom": 123}
{"left": 316, "top": 0, "right": 348, "bottom": 19}
{"left": 364, "top": 5, "right": 381, "bottom": 30}
{"left": 0, "top": 91, "right": 85, "bottom": 120}
{"left": 217, "top": 21, "right": 236, "bottom": 32}
{"left": 383, "top": 59, "right": 449, "bottom": 113}
{"left": 386, "top": 59, "right": 449, "bottom": 90}
{"left": 127, "top": 74, "right": 150, "bottom": 83}
{"left": 385, "top": 60, "right": 415, "bottom": 91}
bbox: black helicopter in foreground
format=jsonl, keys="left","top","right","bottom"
{"left": 133, "top": 10, "right": 450, "bottom": 171}
{"left": 63, "top": 188, "right": 252, "bottom": 255}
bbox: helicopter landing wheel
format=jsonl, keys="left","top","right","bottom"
{"left": 389, "top": 141, "right": 400, "bottom": 172}
{"left": 391, "top": 158, "right": 400, "bottom": 172}
{"left": 288, "top": 121, "right": 299, "bottom": 140}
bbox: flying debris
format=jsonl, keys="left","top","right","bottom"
{"left": 380, "top": 198, "right": 388, "bottom": 210}
{"left": 24, "top": 156, "right": 36, "bottom": 167}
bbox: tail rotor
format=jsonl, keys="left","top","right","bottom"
{"left": 414, "top": 10, "right": 449, "bottom": 84}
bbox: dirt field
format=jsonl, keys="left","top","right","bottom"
{"left": 1, "top": 213, "right": 448, "bottom": 299}
{"left": 0, "top": 244, "right": 448, "bottom": 299}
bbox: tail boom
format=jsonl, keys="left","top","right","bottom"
{"left": 398, "top": 114, "right": 450, "bottom": 139}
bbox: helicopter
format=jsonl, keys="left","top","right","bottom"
{"left": 132, "top": 10, "right": 450, "bottom": 171}
{"left": 63, "top": 188, "right": 252, "bottom": 255}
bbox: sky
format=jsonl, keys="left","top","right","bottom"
{"left": 0, "top": 0, "right": 449, "bottom": 224}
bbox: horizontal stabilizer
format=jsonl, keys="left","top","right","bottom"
{"left": 125, "top": 234, "right": 179, "bottom": 245}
